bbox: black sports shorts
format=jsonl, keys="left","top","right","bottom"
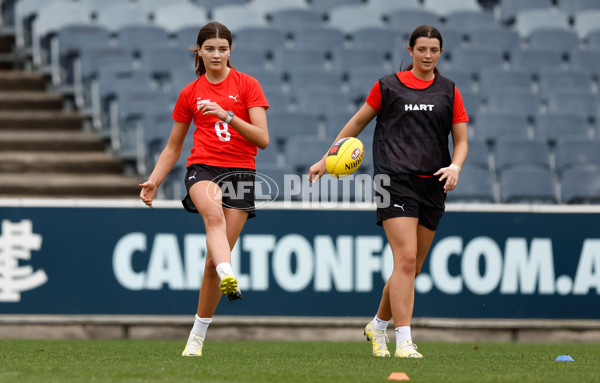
{"left": 375, "top": 174, "right": 446, "bottom": 230}
{"left": 182, "top": 163, "right": 256, "bottom": 219}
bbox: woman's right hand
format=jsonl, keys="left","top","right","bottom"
{"left": 139, "top": 180, "right": 158, "bottom": 208}
{"left": 308, "top": 157, "right": 327, "bottom": 183}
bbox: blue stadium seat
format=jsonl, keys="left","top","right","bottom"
{"left": 94, "top": 3, "right": 153, "bottom": 31}
{"left": 249, "top": 0, "right": 309, "bottom": 15}
{"left": 211, "top": 4, "right": 268, "bottom": 32}
{"left": 478, "top": 67, "right": 532, "bottom": 98}
{"left": 116, "top": 25, "right": 170, "bottom": 55}
{"left": 467, "top": 27, "right": 520, "bottom": 58}
{"left": 284, "top": 135, "right": 333, "bottom": 174}
{"left": 80, "top": 42, "right": 134, "bottom": 80}
{"left": 292, "top": 27, "right": 346, "bottom": 55}
{"left": 537, "top": 68, "right": 593, "bottom": 98}
{"left": 323, "top": 111, "right": 376, "bottom": 142}
{"left": 295, "top": 87, "right": 354, "bottom": 118}
{"left": 446, "top": 167, "right": 495, "bottom": 203}
{"left": 568, "top": 48, "right": 600, "bottom": 79}
{"left": 560, "top": 168, "right": 600, "bottom": 204}
{"left": 510, "top": 47, "right": 564, "bottom": 78}
{"left": 546, "top": 90, "right": 598, "bottom": 122}
{"left": 263, "top": 89, "right": 293, "bottom": 112}
{"left": 194, "top": 0, "right": 247, "bottom": 13}
{"left": 585, "top": 30, "right": 600, "bottom": 50}
{"left": 331, "top": 47, "right": 387, "bottom": 77}
{"left": 288, "top": 67, "right": 344, "bottom": 93}
{"left": 573, "top": 9, "right": 600, "bottom": 38}
{"left": 267, "top": 111, "right": 320, "bottom": 148}
{"left": 174, "top": 26, "right": 199, "bottom": 49}
{"left": 152, "top": 3, "right": 208, "bottom": 33}
{"left": 554, "top": 138, "right": 600, "bottom": 174}
{"left": 436, "top": 27, "right": 465, "bottom": 54}
{"left": 473, "top": 111, "right": 530, "bottom": 143}
{"left": 139, "top": 45, "right": 194, "bottom": 83}
{"left": 230, "top": 47, "right": 269, "bottom": 71}
{"left": 459, "top": 140, "right": 490, "bottom": 170}
{"left": 487, "top": 89, "right": 540, "bottom": 120}
{"left": 534, "top": 112, "right": 590, "bottom": 144}
{"left": 385, "top": 9, "right": 440, "bottom": 37}
{"left": 367, "top": 0, "right": 420, "bottom": 16}
{"left": 498, "top": 168, "right": 557, "bottom": 204}
{"left": 351, "top": 27, "right": 403, "bottom": 58}
{"left": 557, "top": 0, "right": 600, "bottom": 17}
{"left": 347, "top": 67, "right": 388, "bottom": 103}
{"left": 441, "top": 69, "right": 475, "bottom": 93}
{"left": 272, "top": 47, "right": 327, "bottom": 76}
{"left": 459, "top": 90, "right": 482, "bottom": 120}
{"left": 310, "top": 0, "right": 363, "bottom": 18}
{"left": 233, "top": 26, "right": 287, "bottom": 57}
{"left": 499, "top": 0, "right": 553, "bottom": 24}
{"left": 242, "top": 67, "right": 284, "bottom": 93}
{"left": 269, "top": 8, "right": 322, "bottom": 34}
{"left": 255, "top": 148, "right": 281, "bottom": 169}
{"left": 514, "top": 9, "right": 570, "bottom": 37}
{"left": 527, "top": 28, "right": 579, "bottom": 56}
{"left": 424, "top": 0, "right": 481, "bottom": 15}
{"left": 449, "top": 46, "right": 505, "bottom": 78}
{"left": 444, "top": 10, "right": 496, "bottom": 32}
{"left": 328, "top": 5, "right": 385, "bottom": 34}
{"left": 494, "top": 138, "right": 550, "bottom": 173}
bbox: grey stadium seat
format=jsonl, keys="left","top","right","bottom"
{"left": 498, "top": 0, "right": 553, "bottom": 24}
{"left": 478, "top": 68, "right": 532, "bottom": 98}
{"left": 292, "top": 27, "right": 346, "bottom": 55}
{"left": 514, "top": 9, "right": 570, "bottom": 37}
{"left": 328, "top": 5, "right": 385, "bottom": 34}
{"left": 527, "top": 28, "right": 579, "bottom": 56}
{"left": 534, "top": 112, "right": 590, "bottom": 144}
{"left": 269, "top": 8, "right": 322, "bottom": 34}
{"left": 561, "top": 168, "right": 600, "bottom": 204}
{"left": 467, "top": 27, "right": 520, "bottom": 58}
{"left": 554, "top": 138, "right": 600, "bottom": 174}
{"left": 494, "top": 138, "right": 550, "bottom": 173}
{"left": 473, "top": 111, "right": 530, "bottom": 143}
{"left": 498, "top": 168, "right": 557, "bottom": 204}
{"left": 446, "top": 167, "right": 495, "bottom": 203}
{"left": 152, "top": 3, "right": 208, "bottom": 32}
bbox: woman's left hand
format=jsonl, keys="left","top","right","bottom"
{"left": 434, "top": 165, "right": 460, "bottom": 193}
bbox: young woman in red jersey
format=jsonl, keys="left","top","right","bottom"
{"left": 139, "top": 22, "right": 269, "bottom": 356}
{"left": 309, "top": 25, "right": 468, "bottom": 358}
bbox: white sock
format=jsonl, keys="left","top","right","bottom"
{"left": 190, "top": 314, "right": 212, "bottom": 338}
{"left": 395, "top": 326, "right": 412, "bottom": 344}
{"left": 215, "top": 262, "right": 234, "bottom": 280}
{"left": 372, "top": 316, "right": 389, "bottom": 331}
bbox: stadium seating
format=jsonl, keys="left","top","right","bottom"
{"left": 424, "top": 0, "right": 481, "bottom": 15}
{"left": 292, "top": 27, "right": 346, "bottom": 54}
{"left": 560, "top": 168, "right": 600, "bottom": 204}
{"left": 554, "top": 138, "right": 600, "bottom": 174}
{"left": 498, "top": 0, "right": 553, "bottom": 24}
{"left": 152, "top": 3, "right": 209, "bottom": 32}
{"left": 446, "top": 167, "right": 495, "bottom": 203}
{"left": 546, "top": 90, "right": 598, "bottom": 122}
{"left": 367, "top": 0, "right": 420, "bottom": 15}
{"left": 385, "top": 9, "right": 440, "bottom": 37}
{"left": 478, "top": 67, "right": 532, "bottom": 98}
{"left": 328, "top": 5, "right": 385, "bottom": 34}
{"left": 268, "top": 9, "right": 322, "bottom": 34}
{"left": 233, "top": 26, "right": 287, "bottom": 56}
{"left": 485, "top": 89, "right": 540, "bottom": 120}
{"left": 473, "top": 111, "right": 531, "bottom": 143}
{"left": 331, "top": 47, "right": 388, "bottom": 77}
{"left": 493, "top": 138, "right": 551, "bottom": 173}
{"left": 527, "top": 28, "right": 580, "bottom": 56}
{"left": 514, "top": 9, "right": 570, "bottom": 37}
{"left": 17, "top": 0, "right": 600, "bottom": 205}
{"left": 534, "top": 112, "right": 590, "bottom": 144}
{"left": 557, "top": 0, "right": 600, "bottom": 17}
{"left": 498, "top": 168, "right": 557, "bottom": 204}
{"left": 267, "top": 111, "right": 321, "bottom": 149}
{"left": 573, "top": 9, "right": 600, "bottom": 38}
{"left": 211, "top": 4, "right": 268, "bottom": 32}
{"left": 467, "top": 27, "right": 520, "bottom": 58}
{"left": 537, "top": 68, "right": 593, "bottom": 97}
{"left": 284, "top": 135, "right": 333, "bottom": 174}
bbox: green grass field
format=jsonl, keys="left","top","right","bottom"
{"left": 1, "top": 339, "right": 598, "bottom": 383}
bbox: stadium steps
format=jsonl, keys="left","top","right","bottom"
{"left": 0, "top": 70, "right": 140, "bottom": 198}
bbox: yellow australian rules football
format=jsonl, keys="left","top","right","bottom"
{"left": 326, "top": 137, "right": 364, "bottom": 178}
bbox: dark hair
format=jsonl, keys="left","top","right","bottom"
{"left": 191, "top": 22, "right": 234, "bottom": 77}
{"left": 400, "top": 25, "right": 443, "bottom": 73}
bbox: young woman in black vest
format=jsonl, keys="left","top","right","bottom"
{"left": 309, "top": 25, "right": 469, "bottom": 358}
